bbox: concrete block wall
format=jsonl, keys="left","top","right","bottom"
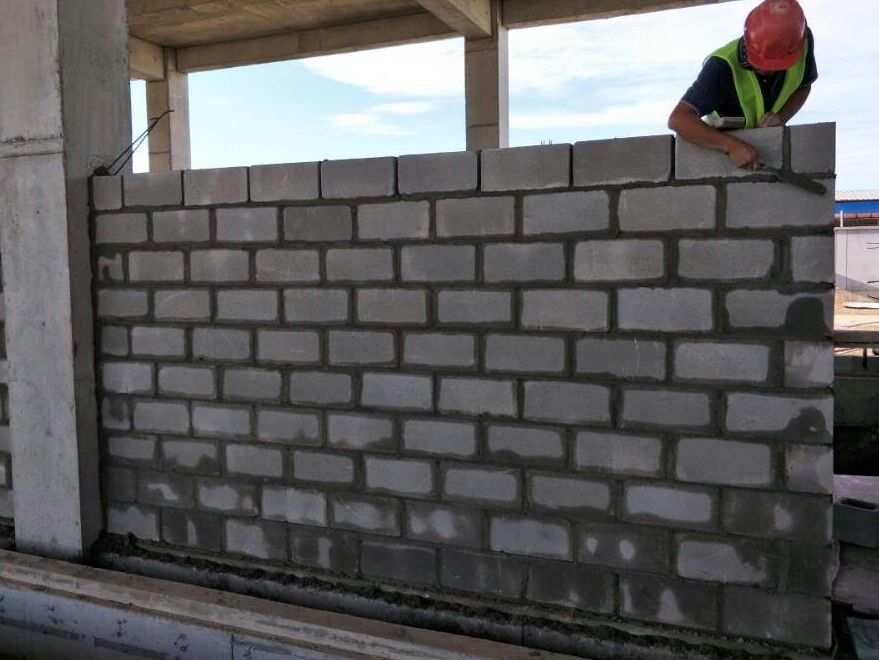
{"left": 90, "top": 123, "right": 836, "bottom": 651}
{"left": 0, "top": 249, "right": 11, "bottom": 524}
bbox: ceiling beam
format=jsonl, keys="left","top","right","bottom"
{"left": 414, "top": 0, "right": 492, "bottom": 38}
{"left": 129, "top": 35, "right": 164, "bottom": 81}
{"left": 176, "top": 13, "right": 455, "bottom": 73}
{"left": 502, "top": 0, "right": 735, "bottom": 29}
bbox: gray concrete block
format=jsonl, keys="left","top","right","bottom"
{"left": 98, "top": 289, "right": 148, "bottom": 319}
{"left": 162, "top": 509, "right": 223, "bottom": 552}
{"left": 365, "top": 457, "right": 433, "bottom": 496}
{"left": 722, "top": 587, "right": 830, "bottom": 648}
{"left": 676, "top": 438, "right": 773, "bottom": 487}
{"left": 437, "top": 290, "right": 512, "bottom": 325}
{"left": 490, "top": 516, "right": 571, "bottom": 560}
{"left": 217, "top": 207, "right": 278, "bottom": 242}
{"left": 723, "top": 490, "right": 831, "bottom": 544}
{"left": 785, "top": 444, "right": 833, "bottom": 494}
{"left": 97, "top": 253, "right": 124, "bottom": 282}
{"left": 575, "top": 431, "right": 664, "bottom": 478}
{"left": 289, "top": 529, "right": 359, "bottom": 573}
{"left": 258, "top": 330, "right": 320, "bottom": 365}
{"left": 406, "top": 502, "right": 482, "bottom": 548}
{"left": 152, "top": 209, "right": 210, "bottom": 243}
{"left": 523, "top": 381, "right": 610, "bottom": 425}
{"left": 521, "top": 290, "right": 608, "bottom": 332}
{"left": 790, "top": 122, "right": 835, "bottom": 174}
{"left": 106, "top": 435, "right": 156, "bottom": 464}
{"left": 328, "top": 330, "right": 394, "bottom": 366}
{"left": 217, "top": 289, "right": 278, "bottom": 321}
{"left": 225, "top": 518, "right": 287, "bottom": 560}
{"left": 134, "top": 400, "right": 190, "bottom": 434}
{"left": 486, "top": 334, "right": 565, "bottom": 374}
{"left": 160, "top": 439, "right": 219, "bottom": 473}
{"left": 403, "top": 419, "right": 476, "bottom": 458}
{"left": 487, "top": 424, "right": 565, "bottom": 465}
{"left": 293, "top": 450, "right": 354, "bottom": 484}
{"left": 326, "top": 248, "right": 393, "bottom": 282}
{"left": 443, "top": 465, "right": 519, "bottom": 506}
{"left": 438, "top": 377, "right": 516, "bottom": 417}
{"left": 285, "top": 288, "right": 349, "bottom": 324}
{"left": 257, "top": 409, "right": 320, "bottom": 446}
{"left": 184, "top": 167, "right": 248, "bottom": 205}
{"left": 290, "top": 372, "right": 351, "bottom": 406}
{"left": 727, "top": 181, "right": 834, "bottom": 228}
{"left": 524, "top": 191, "right": 610, "bottom": 235}
{"left": 401, "top": 245, "right": 476, "bottom": 282}
{"left": 618, "top": 288, "right": 713, "bottom": 332}
{"left": 527, "top": 561, "right": 615, "bottom": 613}
{"left": 622, "top": 388, "right": 711, "bottom": 430}
{"left": 791, "top": 236, "right": 834, "bottom": 283}
{"left": 576, "top": 338, "right": 666, "bottom": 381}
{"left": 224, "top": 368, "right": 282, "bottom": 401}
{"left": 256, "top": 249, "right": 320, "bottom": 283}
{"left": 95, "top": 213, "right": 148, "bottom": 244}
{"left": 529, "top": 475, "right": 612, "bottom": 518}
{"left": 361, "top": 372, "right": 433, "bottom": 411}
{"left": 361, "top": 540, "right": 437, "bottom": 586}
{"left": 107, "top": 504, "right": 159, "bottom": 541}
{"left": 284, "top": 206, "right": 352, "bottom": 242}
{"left": 193, "top": 328, "right": 251, "bottom": 361}
{"left": 357, "top": 289, "right": 426, "bottom": 325}
{"left": 103, "top": 466, "right": 134, "bottom": 502}
{"left": 328, "top": 413, "right": 394, "bottom": 451}
{"left": 623, "top": 483, "right": 717, "bottom": 530}
{"left": 578, "top": 522, "right": 670, "bottom": 572}
{"left": 129, "top": 251, "right": 183, "bottom": 282}
{"left": 725, "top": 393, "right": 833, "bottom": 443}
{"left": 331, "top": 494, "right": 400, "bottom": 536}
{"left": 190, "top": 249, "right": 249, "bottom": 282}
{"left": 154, "top": 290, "right": 210, "bottom": 321}
{"left": 226, "top": 444, "right": 284, "bottom": 478}
{"left": 436, "top": 196, "right": 515, "bottom": 237}
{"left": 620, "top": 574, "right": 718, "bottom": 631}
{"left": 101, "top": 327, "right": 129, "bottom": 357}
{"left": 137, "top": 471, "right": 195, "bottom": 508}
{"left": 321, "top": 157, "right": 396, "bottom": 199}
{"left": 192, "top": 403, "right": 251, "bottom": 438}
{"left": 250, "top": 161, "right": 319, "bottom": 201}
{"left": 102, "top": 362, "right": 153, "bottom": 395}
{"left": 619, "top": 186, "right": 716, "bottom": 231}
{"left": 102, "top": 397, "right": 132, "bottom": 431}
{"left": 197, "top": 478, "right": 259, "bottom": 515}
{"left": 787, "top": 543, "right": 835, "bottom": 597}
{"left": 92, "top": 175, "right": 122, "bottom": 211}
{"left": 158, "top": 366, "right": 216, "bottom": 398}
{"left": 574, "top": 239, "right": 664, "bottom": 282}
{"left": 262, "top": 486, "right": 326, "bottom": 526}
{"left": 440, "top": 548, "right": 525, "bottom": 598}
{"left": 574, "top": 135, "right": 672, "bottom": 185}
{"left": 398, "top": 151, "right": 477, "bottom": 194}
{"left": 678, "top": 239, "right": 775, "bottom": 280}
{"left": 674, "top": 341, "right": 770, "bottom": 383}
{"left": 124, "top": 171, "right": 182, "bottom": 206}
{"left": 726, "top": 290, "right": 831, "bottom": 335}
{"left": 481, "top": 144, "right": 571, "bottom": 191}
{"left": 358, "top": 201, "right": 429, "bottom": 240}
{"left": 676, "top": 127, "right": 783, "bottom": 179}
{"left": 483, "top": 243, "right": 565, "bottom": 283}
{"left": 403, "top": 333, "right": 475, "bottom": 368}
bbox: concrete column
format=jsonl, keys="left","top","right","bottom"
{"left": 465, "top": 0, "right": 509, "bottom": 150}
{"left": 0, "top": 0, "right": 131, "bottom": 559}
{"left": 146, "top": 49, "right": 192, "bottom": 172}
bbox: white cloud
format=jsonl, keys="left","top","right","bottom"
{"left": 512, "top": 101, "right": 671, "bottom": 130}
{"left": 331, "top": 112, "right": 406, "bottom": 136}
{"left": 373, "top": 101, "right": 434, "bottom": 115}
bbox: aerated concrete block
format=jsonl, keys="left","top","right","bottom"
{"left": 129, "top": 251, "right": 183, "bottom": 282}
{"left": 329, "top": 330, "right": 395, "bottom": 366}
{"left": 578, "top": 523, "right": 670, "bottom": 572}
{"left": 483, "top": 243, "right": 565, "bottom": 283}
{"left": 262, "top": 486, "right": 326, "bottom": 525}
{"left": 406, "top": 502, "right": 482, "bottom": 548}
{"left": 403, "top": 333, "right": 476, "bottom": 368}
{"left": 674, "top": 341, "right": 770, "bottom": 384}
{"left": 358, "top": 201, "right": 429, "bottom": 240}
{"left": 257, "top": 409, "right": 320, "bottom": 446}
{"left": 486, "top": 424, "right": 565, "bottom": 465}
{"left": 401, "top": 245, "right": 476, "bottom": 282}
{"left": 258, "top": 330, "right": 321, "bottom": 365}
{"left": 249, "top": 161, "right": 319, "bottom": 201}
{"left": 328, "top": 413, "right": 393, "bottom": 451}
{"left": 574, "top": 431, "right": 664, "bottom": 478}
{"left": 784, "top": 341, "right": 834, "bottom": 389}
{"left": 361, "top": 372, "right": 433, "bottom": 411}
{"left": 524, "top": 381, "right": 611, "bottom": 425}
{"left": 623, "top": 483, "right": 718, "bottom": 530}
{"left": 125, "top": 171, "right": 182, "bottom": 207}
{"left": 725, "top": 392, "right": 833, "bottom": 443}
{"left": 217, "top": 290, "right": 278, "bottom": 322}
{"left": 437, "top": 290, "right": 512, "bottom": 325}
{"left": 675, "top": 437, "right": 773, "bottom": 487}
{"left": 289, "top": 372, "right": 352, "bottom": 406}
{"left": 489, "top": 516, "right": 571, "bottom": 560}
{"left": 722, "top": 587, "right": 830, "bottom": 648}
{"left": 193, "top": 328, "right": 251, "bottom": 361}
{"left": 676, "top": 535, "right": 777, "bottom": 587}
{"left": 403, "top": 419, "right": 477, "bottom": 458}
{"left": 162, "top": 509, "right": 223, "bottom": 552}
{"left": 197, "top": 479, "right": 259, "bottom": 515}
{"left": 574, "top": 135, "right": 672, "bottom": 186}
{"left": 675, "top": 127, "right": 783, "bottom": 179}
{"left": 223, "top": 368, "right": 282, "bottom": 401}
{"left": 486, "top": 335, "right": 565, "bottom": 374}
{"left": 727, "top": 180, "right": 835, "bottom": 228}
{"left": 160, "top": 440, "right": 219, "bottom": 473}
{"left": 321, "top": 157, "right": 395, "bottom": 199}
{"left": 619, "top": 186, "right": 716, "bottom": 232}
{"left": 439, "top": 377, "right": 516, "bottom": 417}
{"left": 357, "top": 289, "right": 427, "bottom": 325}
{"left": 574, "top": 239, "right": 664, "bottom": 282}
{"left": 102, "top": 362, "right": 153, "bottom": 395}
{"left": 527, "top": 562, "right": 615, "bottom": 613}
{"left": 284, "top": 206, "right": 352, "bottom": 242}
{"left": 621, "top": 388, "right": 711, "bottom": 430}
{"left": 724, "top": 490, "right": 832, "bottom": 544}
{"left": 620, "top": 574, "right": 718, "bottom": 631}
{"left": 791, "top": 236, "right": 834, "bottom": 283}
{"left": 365, "top": 457, "right": 433, "bottom": 497}
{"left": 256, "top": 249, "right": 320, "bottom": 283}
{"left": 362, "top": 541, "right": 437, "bottom": 585}
{"left": 529, "top": 475, "right": 612, "bottom": 518}
{"left": 398, "top": 151, "right": 478, "bottom": 194}
{"left": 521, "top": 290, "right": 609, "bottom": 332}
{"left": 790, "top": 122, "right": 835, "bottom": 174}
{"left": 158, "top": 366, "right": 216, "bottom": 399}
{"left": 440, "top": 548, "right": 525, "bottom": 598}
{"left": 785, "top": 444, "right": 833, "bottom": 494}
{"left": 192, "top": 403, "right": 251, "bottom": 438}
{"left": 576, "top": 338, "right": 666, "bottom": 381}
{"left": 618, "top": 288, "right": 713, "bottom": 332}
{"left": 436, "top": 197, "right": 515, "bottom": 237}
{"left": 678, "top": 239, "right": 775, "bottom": 281}
{"left": 331, "top": 494, "right": 401, "bottom": 536}
{"left": 293, "top": 451, "right": 354, "bottom": 484}
{"left": 190, "top": 249, "right": 249, "bottom": 282}
{"left": 92, "top": 176, "right": 122, "bottom": 210}
{"left": 285, "top": 289, "right": 349, "bottom": 324}
{"left": 95, "top": 214, "right": 147, "bottom": 244}
{"left": 184, "top": 167, "right": 248, "bottom": 205}
{"left": 481, "top": 144, "right": 571, "bottom": 191}
{"left": 443, "top": 465, "right": 520, "bottom": 506}
{"left": 153, "top": 210, "right": 210, "bottom": 243}
{"left": 326, "top": 248, "right": 393, "bottom": 282}
{"left": 216, "top": 207, "right": 278, "bottom": 242}
{"left": 523, "top": 191, "right": 610, "bottom": 235}
{"left": 726, "top": 290, "right": 831, "bottom": 335}
{"left": 225, "top": 518, "right": 287, "bottom": 560}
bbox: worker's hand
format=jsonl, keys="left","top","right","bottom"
{"left": 726, "top": 139, "right": 760, "bottom": 170}
{"left": 759, "top": 112, "right": 784, "bottom": 128}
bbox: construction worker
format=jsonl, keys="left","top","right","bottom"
{"left": 668, "top": 0, "right": 817, "bottom": 170}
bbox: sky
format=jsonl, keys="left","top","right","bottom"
{"left": 131, "top": 0, "right": 878, "bottom": 192}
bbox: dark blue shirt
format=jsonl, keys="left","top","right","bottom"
{"left": 682, "top": 28, "right": 818, "bottom": 118}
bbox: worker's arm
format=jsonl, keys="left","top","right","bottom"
{"left": 759, "top": 85, "right": 812, "bottom": 127}
{"left": 667, "top": 101, "right": 760, "bottom": 170}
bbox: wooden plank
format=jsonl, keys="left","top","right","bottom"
{"left": 415, "top": 0, "right": 491, "bottom": 37}
{"left": 835, "top": 330, "right": 879, "bottom": 348}
{"left": 502, "top": 0, "right": 733, "bottom": 29}
{"left": 129, "top": 35, "right": 165, "bottom": 81}
{"left": 176, "top": 12, "right": 454, "bottom": 73}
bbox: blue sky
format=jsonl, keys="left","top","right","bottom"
{"left": 131, "top": 0, "right": 877, "bottom": 191}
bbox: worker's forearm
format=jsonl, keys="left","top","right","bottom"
{"left": 778, "top": 86, "right": 811, "bottom": 124}
{"left": 668, "top": 106, "right": 739, "bottom": 154}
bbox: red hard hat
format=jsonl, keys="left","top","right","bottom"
{"left": 744, "top": 0, "right": 807, "bottom": 71}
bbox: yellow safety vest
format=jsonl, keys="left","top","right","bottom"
{"left": 706, "top": 38, "right": 809, "bottom": 129}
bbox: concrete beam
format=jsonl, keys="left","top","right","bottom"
{"left": 465, "top": 0, "right": 508, "bottom": 150}
{"left": 503, "top": 0, "right": 736, "bottom": 28}
{"left": 146, "top": 49, "right": 191, "bottom": 171}
{"left": 176, "top": 12, "right": 454, "bottom": 73}
{"left": 415, "top": 0, "right": 492, "bottom": 37}
{"left": 130, "top": 35, "right": 164, "bottom": 81}
{"left": 0, "top": 0, "right": 131, "bottom": 560}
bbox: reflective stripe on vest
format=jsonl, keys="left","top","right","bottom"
{"left": 705, "top": 38, "right": 809, "bottom": 129}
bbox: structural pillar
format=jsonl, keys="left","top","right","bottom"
{"left": 0, "top": 0, "right": 132, "bottom": 559}
{"left": 465, "top": 0, "right": 509, "bottom": 150}
{"left": 146, "top": 49, "right": 191, "bottom": 172}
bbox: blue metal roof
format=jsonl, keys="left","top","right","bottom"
{"left": 835, "top": 199, "right": 879, "bottom": 215}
